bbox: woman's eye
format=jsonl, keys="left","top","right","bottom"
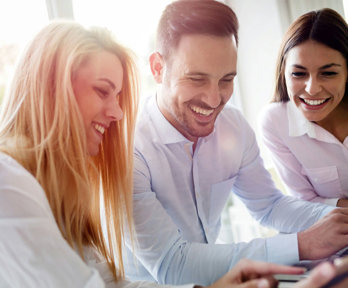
{"left": 291, "top": 72, "right": 306, "bottom": 77}
{"left": 94, "top": 87, "right": 108, "bottom": 98}
{"left": 322, "top": 71, "right": 338, "bottom": 77}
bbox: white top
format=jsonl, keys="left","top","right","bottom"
{"left": 259, "top": 102, "right": 348, "bottom": 206}
{"left": 0, "top": 152, "right": 193, "bottom": 288}
{"left": 124, "top": 95, "right": 332, "bottom": 285}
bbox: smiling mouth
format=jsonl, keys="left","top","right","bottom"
{"left": 299, "top": 97, "right": 330, "bottom": 106}
{"left": 190, "top": 104, "right": 214, "bottom": 116}
{"left": 94, "top": 123, "right": 105, "bottom": 134}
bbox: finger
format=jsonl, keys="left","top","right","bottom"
{"left": 295, "top": 262, "right": 336, "bottom": 288}
{"left": 238, "top": 259, "right": 305, "bottom": 276}
{"left": 238, "top": 277, "right": 276, "bottom": 288}
{"left": 332, "top": 208, "right": 348, "bottom": 215}
{"left": 334, "top": 256, "right": 348, "bottom": 274}
{"left": 323, "top": 208, "right": 348, "bottom": 223}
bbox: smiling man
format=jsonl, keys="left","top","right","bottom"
{"left": 124, "top": 1, "right": 348, "bottom": 286}
{"left": 153, "top": 33, "right": 237, "bottom": 151}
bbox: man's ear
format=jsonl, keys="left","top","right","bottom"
{"left": 149, "top": 52, "right": 164, "bottom": 83}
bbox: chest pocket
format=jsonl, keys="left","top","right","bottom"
{"left": 302, "top": 166, "right": 343, "bottom": 197}
{"left": 209, "top": 176, "right": 237, "bottom": 224}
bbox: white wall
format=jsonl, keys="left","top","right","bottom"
{"left": 227, "top": 0, "right": 285, "bottom": 133}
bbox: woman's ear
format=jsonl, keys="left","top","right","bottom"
{"left": 149, "top": 52, "right": 164, "bottom": 83}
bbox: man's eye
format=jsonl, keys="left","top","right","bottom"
{"left": 189, "top": 78, "right": 204, "bottom": 82}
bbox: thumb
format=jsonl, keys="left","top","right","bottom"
{"left": 295, "top": 262, "right": 335, "bottom": 288}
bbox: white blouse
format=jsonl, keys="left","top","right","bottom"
{"left": 0, "top": 152, "right": 193, "bottom": 288}
{"left": 259, "top": 102, "right": 348, "bottom": 206}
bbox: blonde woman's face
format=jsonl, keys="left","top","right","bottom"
{"left": 72, "top": 51, "right": 124, "bottom": 156}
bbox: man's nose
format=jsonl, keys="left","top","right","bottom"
{"left": 204, "top": 82, "right": 221, "bottom": 108}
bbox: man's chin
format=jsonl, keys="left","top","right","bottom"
{"left": 189, "top": 126, "right": 215, "bottom": 139}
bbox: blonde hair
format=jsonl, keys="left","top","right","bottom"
{"left": 0, "top": 21, "right": 139, "bottom": 280}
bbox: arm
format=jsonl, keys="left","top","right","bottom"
{"left": 231, "top": 110, "right": 332, "bottom": 233}
{"left": 127, "top": 150, "right": 302, "bottom": 285}
{"left": 230, "top": 112, "right": 348, "bottom": 261}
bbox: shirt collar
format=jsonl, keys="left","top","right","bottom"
{"left": 287, "top": 101, "right": 316, "bottom": 138}
{"left": 286, "top": 101, "right": 345, "bottom": 145}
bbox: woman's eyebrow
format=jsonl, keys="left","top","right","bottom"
{"left": 98, "top": 78, "right": 116, "bottom": 90}
{"left": 320, "top": 63, "right": 342, "bottom": 69}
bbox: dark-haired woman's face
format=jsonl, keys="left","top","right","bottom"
{"left": 285, "top": 40, "right": 347, "bottom": 125}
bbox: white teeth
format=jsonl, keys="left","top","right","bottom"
{"left": 94, "top": 124, "right": 105, "bottom": 134}
{"left": 302, "top": 98, "right": 327, "bottom": 106}
{"left": 190, "top": 105, "right": 214, "bottom": 116}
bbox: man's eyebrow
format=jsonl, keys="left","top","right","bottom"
{"left": 223, "top": 72, "right": 237, "bottom": 77}
{"left": 98, "top": 78, "right": 116, "bottom": 90}
{"left": 184, "top": 72, "right": 237, "bottom": 77}
{"left": 184, "top": 72, "right": 208, "bottom": 76}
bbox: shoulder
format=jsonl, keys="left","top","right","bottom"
{"left": 219, "top": 104, "right": 249, "bottom": 127}
{"left": 0, "top": 152, "right": 52, "bottom": 217}
{"left": 135, "top": 95, "right": 157, "bottom": 137}
{"left": 0, "top": 152, "right": 32, "bottom": 183}
{"left": 0, "top": 152, "right": 39, "bottom": 190}
{"left": 218, "top": 105, "right": 254, "bottom": 137}
{"left": 259, "top": 102, "right": 288, "bottom": 130}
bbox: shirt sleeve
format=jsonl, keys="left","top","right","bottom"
{"left": 109, "top": 280, "right": 194, "bottom": 288}
{"left": 94, "top": 257, "right": 195, "bottom": 288}
{"left": 231, "top": 109, "right": 334, "bottom": 232}
{"left": 258, "top": 105, "right": 339, "bottom": 206}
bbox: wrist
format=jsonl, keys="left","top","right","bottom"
{"left": 298, "top": 231, "right": 308, "bottom": 260}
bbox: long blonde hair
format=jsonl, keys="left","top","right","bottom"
{"left": 0, "top": 21, "right": 139, "bottom": 280}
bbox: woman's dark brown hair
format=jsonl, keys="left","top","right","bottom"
{"left": 273, "top": 8, "right": 348, "bottom": 102}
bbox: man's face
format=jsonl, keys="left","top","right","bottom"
{"left": 154, "top": 34, "right": 237, "bottom": 143}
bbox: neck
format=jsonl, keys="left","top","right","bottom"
{"left": 316, "top": 101, "right": 348, "bottom": 143}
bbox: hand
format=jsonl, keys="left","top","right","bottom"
{"left": 202, "top": 259, "right": 305, "bottom": 288}
{"left": 298, "top": 208, "right": 348, "bottom": 260}
{"left": 337, "top": 199, "right": 348, "bottom": 208}
{"left": 295, "top": 256, "right": 348, "bottom": 288}
{"left": 294, "top": 262, "right": 336, "bottom": 288}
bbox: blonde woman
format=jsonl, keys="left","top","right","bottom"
{"left": 0, "top": 20, "right": 344, "bottom": 288}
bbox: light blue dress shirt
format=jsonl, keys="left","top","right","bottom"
{"left": 124, "top": 95, "right": 333, "bottom": 286}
